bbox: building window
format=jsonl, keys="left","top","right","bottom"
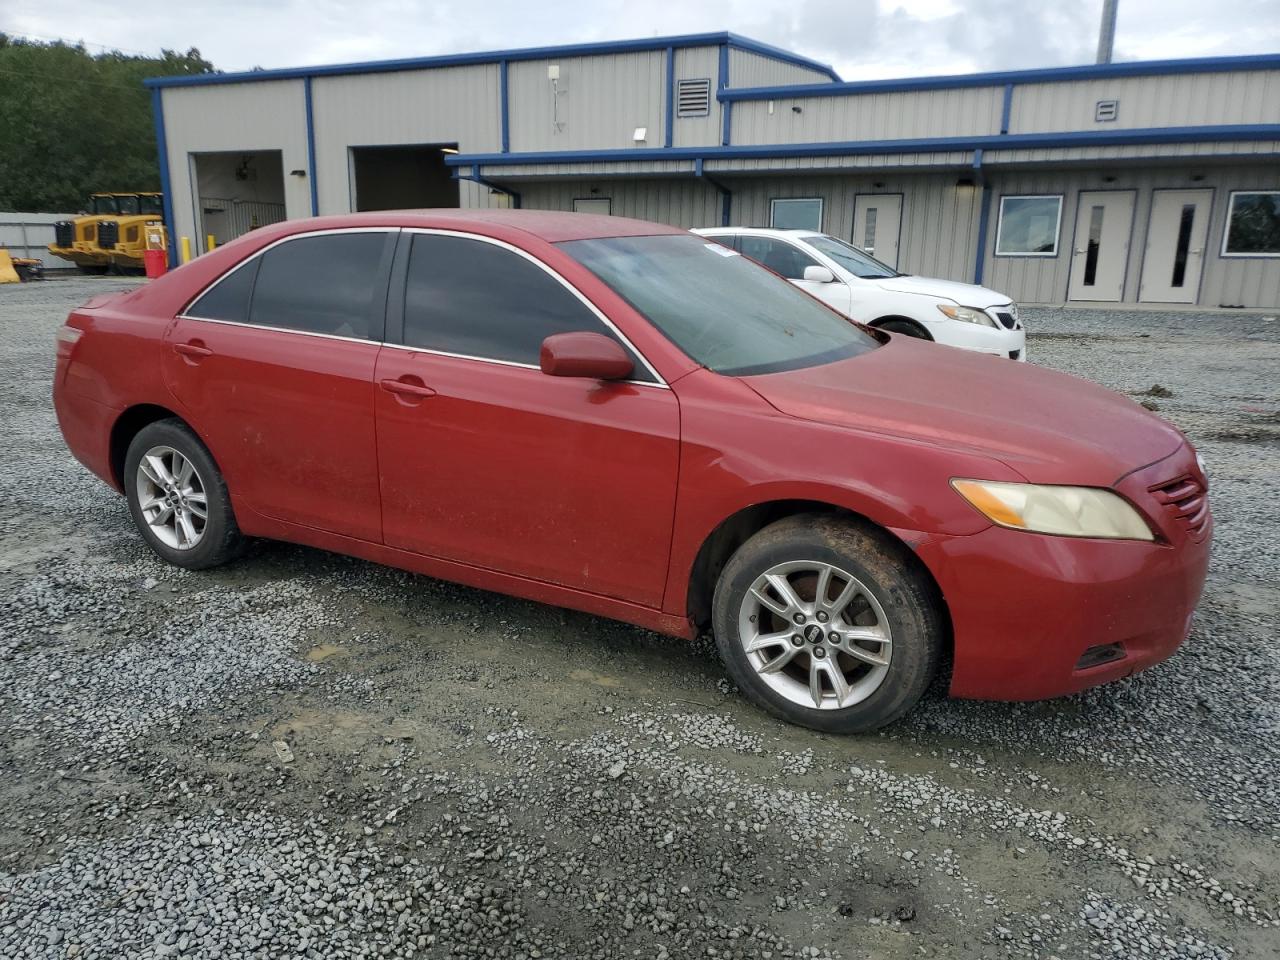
{"left": 573, "top": 197, "right": 612, "bottom": 215}
{"left": 770, "top": 198, "right": 823, "bottom": 231}
{"left": 995, "top": 195, "right": 1063, "bottom": 257}
{"left": 1221, "top": 191, "right": 1280, "bottom": 257}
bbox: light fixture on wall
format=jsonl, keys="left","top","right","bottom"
{"left": 633, "top": 127, "right": 647, "bottom": 143}
{"left": 791, "top": 105, "right": 803, "bottom": 114}
{"left": 1190, "top": 173, "right": 1206, "bottom": 182}
{"left": 289, "top": 169, "right": 307, "bottom": 177}
{"left": 955, "top": 176, "right": 976, "bottom": 189}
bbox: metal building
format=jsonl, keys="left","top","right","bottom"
{"left": 146, "top": 32, "right": 1280, "bottom": 308}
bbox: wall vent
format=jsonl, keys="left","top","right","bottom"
{"left": 676, "top": 78, "right": 712, "bottom": 118}
{"left": 1095, "top": 99, "right": 1119, "bottom": 122}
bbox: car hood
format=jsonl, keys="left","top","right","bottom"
{"left": 870, "top": 274, "right": 1010, "bottom": 308}
{"left": 741, "top": 336, "right": 1184, "bottom": 486}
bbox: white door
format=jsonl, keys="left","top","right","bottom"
{"left": 1139, "top": 189, "right": 1213, "bottom": 304}
{"left": 1067, "top": 191, "right": 1135, "bottom": 302}
{"left": 853, "top": 194, "right": 902, "bottom": 269}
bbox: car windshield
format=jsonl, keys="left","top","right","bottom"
{"left": 560, "top": 234, "right": 878, "bottom": 376}
{"left": 805, "top": 235, "right": 898, "bottom": 279}
{"left": 90, "top": 196, "right": 119, "bottom": 215}
{"left": 139, "top": 195, "right": 164, "bottom": 216}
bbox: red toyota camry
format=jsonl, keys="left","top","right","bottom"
{"left": 53, "top": 211, "right": 1211, "bottom": 732}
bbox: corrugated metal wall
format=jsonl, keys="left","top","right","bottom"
{"left": 312, "top": 65, "right": 502, "bottom": 214}
{"left": 727, "top": 173, "right": 983, "bottom": 282}
{"left": 727, "top": 49, "right": 834, "bottom": 88}
{"left": 513, "top": 178, "right": 722, "bottom": 229}
{"left": 507, "top": 51, "right": 668, "bottom": 151}
{"left": 1010, "top": 70, "right": 1280, "bottom": 134}
{"left": 980, "top": 162, "right": 1280, "bottom": 307}
{"left": 160, "top": 81, "right": 310, "bottom": 249}
{"left": 672, "top": 46, "right": 723, "bottom": 148}
{"left": 730, "top": 86, "right": 1004, "bottom": 144}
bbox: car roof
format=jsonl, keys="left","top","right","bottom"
{"left": 695, "top": 227, "right": 825, "bottom": 240}
{"left": 261, "top": 209, "right": 687, "bottom": 244}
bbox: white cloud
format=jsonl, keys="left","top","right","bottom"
{"left": 3, "top": 0, "right": 1277, "bottom": 78}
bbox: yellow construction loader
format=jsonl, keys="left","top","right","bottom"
{"left": 48, "top": 193, "right": 167, "bottom": 273}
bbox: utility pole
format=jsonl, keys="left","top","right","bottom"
{"left": 1096, "top": 0, "right": 1119, "bottom": 63}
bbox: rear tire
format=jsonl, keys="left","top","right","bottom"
{"left": 712, "top": 515, "right": 942, "bottom": 733}
{"left": 124, "top": 419, "right": 244, "bottom": 570}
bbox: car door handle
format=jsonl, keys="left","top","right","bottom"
{"left": 173, "top": 341, "right": 213, "bottom": 360}
{"left": 379, "top": 377, "right": 437, "bottom": 400}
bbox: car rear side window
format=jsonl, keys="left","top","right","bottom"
{"left": 737, "top": 236, "right": 818, "bottom": 280}
{"left": 249, "top": 232, "right": 389, "bottom": 339}
{"left": 401, "top": 233, "right": 654, "bottom": 379}
{"left": 186, "top": 258, "right": 260, "bottom": 323}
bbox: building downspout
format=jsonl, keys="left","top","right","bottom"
{"left": 695, "top": 158, "right": 733, "bottom": 227}
{"left": 971, "top": 149, "right": 992, "bottom": 285}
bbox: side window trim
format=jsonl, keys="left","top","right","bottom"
{"left": 387, "top": 227, "right": 668, "bottom": 388}
{"left": 179, "top": 227, "right": 398, "bottom": 344}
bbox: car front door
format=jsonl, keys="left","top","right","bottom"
{"left": 162, "top": 229, "right": 396, "bottom": 542}
{"left": 373, "top": 231, "right": 680, "bottom": 608}
{"left": 737, "top": 235, "right": 852, "bottom": 315}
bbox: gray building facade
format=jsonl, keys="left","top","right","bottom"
{"left": 147, "top": 32, "right": 1280, "bottom": 308}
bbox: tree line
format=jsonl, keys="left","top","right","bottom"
{"left": 0, "top": 35, "right": 215, "bottom": 212}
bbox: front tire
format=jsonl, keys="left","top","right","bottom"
{"left": 124, "top": 419, "right": 244, "bottom": 570}
{"left": 712, "top": 515, "right": 943, "bottom": 733}
{"left": 876, "top": 318, "right": 931, "bottom": 340}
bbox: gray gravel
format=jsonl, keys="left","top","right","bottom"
{"left": 1, "top": 277, "right": 1278, "bottom": 959}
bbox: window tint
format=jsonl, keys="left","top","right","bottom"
{"left": 402, "top": 234, "right": 652, "bottom": 378}
{"left": 770, "top": 198, "right": 823, "bottom": 231}
{"left": 250, "top": 232, "right": 388, "bottom": 338}
{"left": 1222, "top": 191, "right": 1280, "bottom": 256}
{"left": 995, "top": 196, "right": 1062, "bottom": 256}
{"left": 738, "top": 236, "right": 818, "bottom": 280}
{"left": 561, "top": 234, "right": 878, "bottom": 377}
{"left": 187, "top": 258, "right": 260, "bottom": 323}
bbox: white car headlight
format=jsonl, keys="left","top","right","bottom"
{"left": 951, "top": 479, "right": 1154, "bottom": 540}
{"left": 937, "top": 304, "right": 997, "bottom": 327}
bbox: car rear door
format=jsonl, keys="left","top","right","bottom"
{"left": 162, "top": 229, "right": 396, "bottom": 542}
{"left": 373, "top": 230, "right": 680, "bottom": 608}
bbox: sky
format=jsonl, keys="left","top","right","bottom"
{"left": 3, "top": 0, "right": 1279, "bottom": 79}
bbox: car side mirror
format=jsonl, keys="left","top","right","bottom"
{"left": 803, "top": 265, "right": 836, "bottom": 283}
{"left": 540, "top": 332, "right": 634, "bottom": 381}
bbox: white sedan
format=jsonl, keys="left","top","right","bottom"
{"left": 694, "top": 227, "right": 1026, "bottom": 361}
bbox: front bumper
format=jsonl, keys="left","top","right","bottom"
{"left": 901, "top": 446, "right": 1211, "bottom": 701}
{"left": 931, "top": 320, "right": 1027, "bottom": 361}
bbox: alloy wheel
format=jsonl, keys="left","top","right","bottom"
{"left": 135, "top": 445, "right": 208, "bottom": 550}
{"left": 737, "top": 560, "right": 893, "bottom": 710}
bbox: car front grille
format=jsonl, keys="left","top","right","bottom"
{"left": 995, "top": 310, "right": 1020, "bottom": 330}
{"left": 54, "top": 221, "right": 74, "bottom": 247}
{"left": 1008, "top": 350, "right": 1021, "bottom": 360}
{"left": 97, "top": 220, "right": 119, "bottom": 249}
{"left": 1149, "top": 474, "right": 1210, "bottom": 542}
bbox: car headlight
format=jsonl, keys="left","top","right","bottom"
{"left": 937, "top": 304, "right": 997, "bottom": 327}
{"left": 951, "top": 479, "right": 1154, "bottom": 540}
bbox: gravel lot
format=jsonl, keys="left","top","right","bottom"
{"left": 2, "top": 277, "right": 1278, "bottom": 959}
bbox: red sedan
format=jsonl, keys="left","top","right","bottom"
{"left": 53, "top": 211, "right": 1211, "bottom": 732}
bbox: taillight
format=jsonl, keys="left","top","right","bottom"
{"left": 55, "top": 324, "right": 83, "bottom": 360}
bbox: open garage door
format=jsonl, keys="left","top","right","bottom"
{"left": 350, "top": 144, "right": 459, "bottom": 212}
{"left": 192, "top": 150, "right": 286, "bottom": 252}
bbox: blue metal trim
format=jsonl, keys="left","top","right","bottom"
{"left": 1000, "top": 83, "right": 1013, "bottom": 135}
{"left": 144, "top": 31, "right": 836, "bottom": 88}
{"left": 304, "top": 77, "right": 319, "bottom": 216}
{"left": 444, "top": 123, "right": 1280, "bottom": 167}
{"left": 664, "top": 47, "right": 675, "bottom": 148}
{"left": 694, "top": 157, "right": 704, "bottom": 176}
{"left": 718, "top": 44, "right": 731, "bottom": 147}
{"left": 717, "top": 52, "right": 1280, "bottom": 101}
{"left": 150, "top": 87, "right": 177, "bottom": 267}
{"left": 974, "top": 184, "right": 992, "bottom": 285}
{"left": 499, "top": 60, "right": 510, "bottom": 153}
